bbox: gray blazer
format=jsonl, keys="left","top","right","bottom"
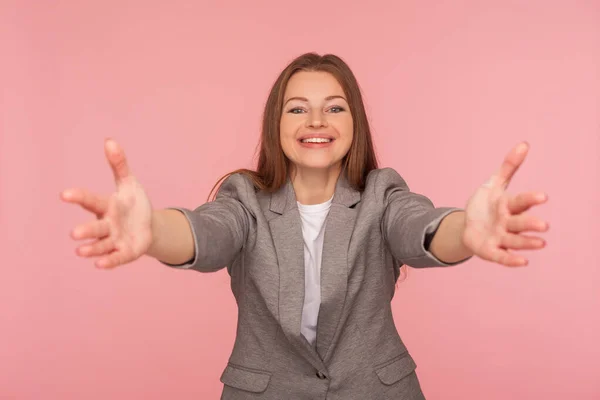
{"left": 165, "top": 167, "right": 466, "bottom": 400}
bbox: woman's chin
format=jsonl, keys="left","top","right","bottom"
{"left": 294, "top": 160, "right": 343, "bottom": 172}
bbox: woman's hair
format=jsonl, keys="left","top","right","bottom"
{"left": 207, "top": 52, "right": 379, "bottom": 201}
{"left": 206, "top": 52, "right": 408, "bottom": 284}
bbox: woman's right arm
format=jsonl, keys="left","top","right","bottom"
{"left": 147, "top": 209, "right": 195, "bottom": 266}
{"left": 62, "top": 139, "right": 198, "bottom": 269}
{"left": 62, "top": 139, "right": 247, "bottom": 270}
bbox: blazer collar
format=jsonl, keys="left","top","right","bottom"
{"left": 269, "top": 169, "right": 361, "bottom": 214}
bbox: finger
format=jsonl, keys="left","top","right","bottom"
{"left": 506, "top": 214, "right": 550, "bottom": 233}
{"left": 501, "top": 233, "right": 546, "bottom": 250}
{"left": 487, "top": 248, "right": 528, "bottom": 267}
{"left": 104, "top": 138, "right": 131, "bottom": 184}
{"left": 475, "top": 244, "right": 528, "bottom": 267}
{"left": 61, "top": 188, "right": 108, "bottom": 216}
{"left": 96, "top": 250, "right": 127, "bottom": 269}
{"left": 76, "top": 237, "right": 115, "bottom": 257}
{"left": 71, "top": 220, "right": 111, "bottom": 240}
{"left": 489, "top": 142, "right": 529, "bottom": 189}
{"left": 507, "top": 191, "right": 548, "bottom": 214}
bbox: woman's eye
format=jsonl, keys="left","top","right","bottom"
{"left": 287, "top": 106, "right": 345, "bottom": 114}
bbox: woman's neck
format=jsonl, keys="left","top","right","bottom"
{"left": 290, "top": 164, "right": 341, "bottom": 205}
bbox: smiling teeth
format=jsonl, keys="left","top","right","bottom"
{"left": 301, "top": 138, "right": 332, "bottom": 143}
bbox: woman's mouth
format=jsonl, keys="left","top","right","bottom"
{"left": 298, "top": 136, "right": 335, "bottom": 148}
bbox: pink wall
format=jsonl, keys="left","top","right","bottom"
{"left": 2, "top": 1, "right": 598, "bottom": 398}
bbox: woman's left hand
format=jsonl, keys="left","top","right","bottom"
{"left": 462, "top": 142, "right": 549, "bottom": 267}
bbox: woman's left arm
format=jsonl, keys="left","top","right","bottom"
{"left": 429, "top": 142, "right": 549, "bottom": 267}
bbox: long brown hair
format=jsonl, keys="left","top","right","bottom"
{"left": 206, "top": 52, "right": 408, "bottom": 284}
{"left": 207, "top": 52, "right": 379, "bottom": 201}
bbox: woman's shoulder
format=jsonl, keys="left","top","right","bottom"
{"left": 359, "top": 167, "right": 413, "bottom": 207}
{"left": 216, "top": 172, "right": 258, "bottom": 200}
{"left": 365, "top": 167, "right": 410, "bottom": 191}
{"left": 222, "top": 171, "right": 255, "bottom": 186}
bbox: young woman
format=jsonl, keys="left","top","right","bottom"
{"left": 61, "top": 53, "right": 549, "bottom": 399}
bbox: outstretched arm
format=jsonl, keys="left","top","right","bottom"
{"left": 429, "top": 142, "right": 549, "bottom": 267}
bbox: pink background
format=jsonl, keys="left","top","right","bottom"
{"left": 2, "top": 1, "right": 599, "bottom": 399}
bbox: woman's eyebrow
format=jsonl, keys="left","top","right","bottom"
{"left": 283, "top": 95, "right": 348, "bottom": 106}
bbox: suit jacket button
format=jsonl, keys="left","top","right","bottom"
{"left": 316, "top": 371, "right": 327, "bottom": 379}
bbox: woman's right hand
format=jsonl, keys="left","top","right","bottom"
{"left": 61, "top": 139, "right": 154, "bottom": 269}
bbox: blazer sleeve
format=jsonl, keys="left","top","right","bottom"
{"left": 160, "top": 173, "right": 251, "bottom": 272}
{"left": 377, "top": 168, "right": 470, "bottom": 268}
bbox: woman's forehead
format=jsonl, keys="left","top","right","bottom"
{"left": 284, "top": 71, "right": 346, "bottom": 99}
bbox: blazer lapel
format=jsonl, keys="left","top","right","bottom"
{"left": 268, "top": 171, "right": 361, "bottom": 368}
{"left": 268, "top": 179, "right": 326, "bottom": 372}
{"left": 316, "top": 173, "right": 360, "bottom": 362}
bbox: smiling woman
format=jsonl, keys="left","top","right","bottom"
{"left": 61, "top": 52, "right": 550, "bottom": 399}
{"left": 207, "top": 54, "right": 378, "bottom": 206}
{"left": 280, "top": 72, "right": 355, "bottom": 204}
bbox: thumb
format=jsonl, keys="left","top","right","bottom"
{"left": 104, "top": 138, "right": 131, "bottom": 184}
{"left": 482, "top": 142, "right": 529, "bottom": 189}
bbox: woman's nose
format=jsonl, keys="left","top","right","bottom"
{"left": 306, "top": 110, "right": 328, "bottom": 128}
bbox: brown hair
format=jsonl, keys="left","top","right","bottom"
{"left": 207, "top": 52, "right": 379, "bottom": 201}
{"left": 207, "top": 52, "right": 408, "bottom": 284}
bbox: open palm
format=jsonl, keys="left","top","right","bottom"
{"left": 462, "top": 143, "right": 549, "bottom": 267}
{"left": 61, "top": 139, "right": 153, "bottom": 268}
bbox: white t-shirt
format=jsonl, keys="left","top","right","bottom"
{"left": 297, "top": 196, "right": 333, "bottom": 346}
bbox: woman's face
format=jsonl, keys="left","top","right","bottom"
{"left": 280, "top": 71, "right": 353, "bottom": 173}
